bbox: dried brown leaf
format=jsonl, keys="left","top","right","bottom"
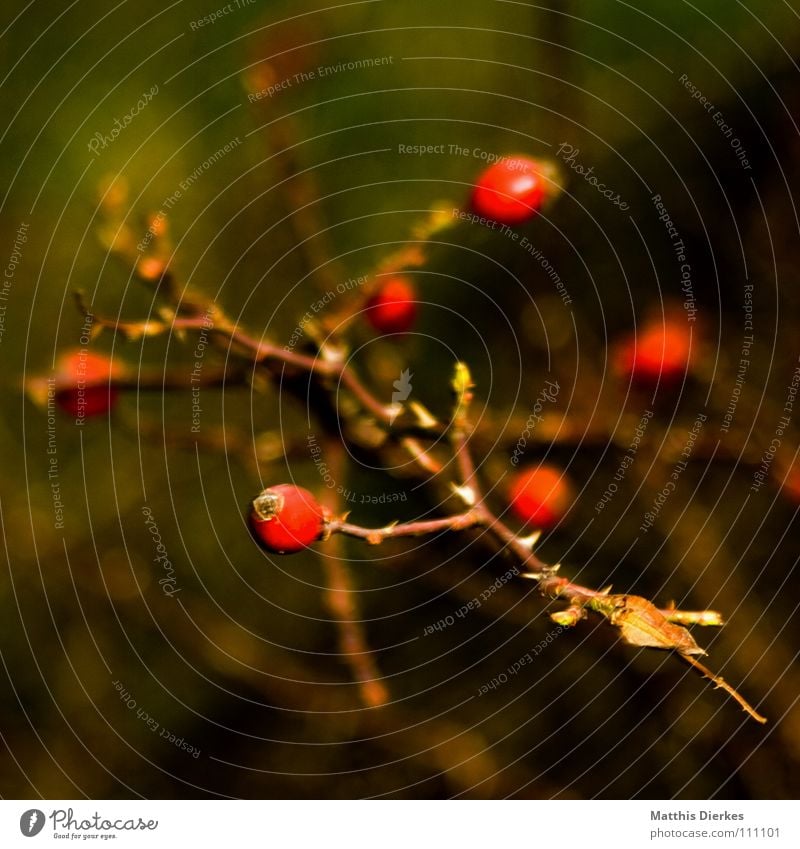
{"left": 590, "top": 594, "right": 706, "bottom": 655}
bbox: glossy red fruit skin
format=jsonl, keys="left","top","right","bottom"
{"left": 54, "top": 350, "right": 119, "bottom": 417}
{"left": 365, "top": 277, "right": 418, "bottom": 334}
{"left": 509, "top": 465, "right": 572, "bottom": 529}
{"left": 471, "top": 156, "right": 546, "bottom": 225}
{"left": 250, "top": 485, "right": 326, "bottom": 554}
{"left": 615, "top": 320, "right": 692, "bottom": 386}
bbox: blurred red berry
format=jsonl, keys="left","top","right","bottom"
{"left": 146, "top": 213, "right": 168, "bottom": 238}
{"left": 509, "top": 465, "right": 572, "bottom": 529}
{"left": 471, "top": 156, "right": 546, "bottom": 225}
{"left": 780, "top": 467, "right": 800, "bottom": 504}
{"left": 54, "top": 350, "right": 120, "bottom": 418}
{"left": 137, "top": 256, "right": 167, "bottom": 281}
{"left": 250, "top": 484, "right": 326, "bottom": 554}
{"left": 615, "top": 318, "right": 693, "bottom": 386}
{"left": 365, "top": 276, "right": 417, "bottom": 334}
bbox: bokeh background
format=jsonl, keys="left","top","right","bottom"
{"left": 1, "top": 0, "right": 799, "bottom": 798}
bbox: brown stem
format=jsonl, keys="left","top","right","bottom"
{"left": 337, "top": 366, "right": 395, "bottom": 424}
{"left": 327, "top": 511, "right": 481, "bottom": 545}
{"left": 451, "top": 427, "right": 481, "bottom": 501}
{"left": 477, "top": 507, "right": 554, "bottom": 576}
{"left": 400, "top": 436, "right": 444, "bottom": 474}
{"left": 77, "top": 295, "right": 409, "bottom": 428}
{"left": 71, "top": 261, "right": 767, "bottom": 723}
{"left": 446, "top": 395, "right": 558, "bottom": 578}
{"left": 321, "top": 543, "right": 390, "bottom": 709}
{"left": 116, "top": 366, "right": 246, "bottom": 391}
{"left": 680, "top": 653, "right": 767, "bottom": 724}
{"left": 318, "top": 436, "right": 389, "bottom": 709}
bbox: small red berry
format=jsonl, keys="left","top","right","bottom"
{"left": 365, "top": 276, "right": 417, "bottom": 334}
{"left": 615, "top": 318, "right": 693, "bottom": 386}
{"left": 249, "top": 484, "right": 326, "bottom": 554}
{"left": 471, "top": 156, "right": 547, "bottom": 225}
{"left": 54, "top": 349, "right": 120, "bottom": 418}
{"left": 508, "top": 465, "right": 572, "bottom": 529}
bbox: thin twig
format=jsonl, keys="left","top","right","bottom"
{"left": 318, "top": 436, "right": 389, "bottom": 708}
{"left": 328, "top": 512, "right": 481, "bottom": 545}
{"left": 680, "top": 653, "right": 767, "bottom": 724}
{"left": 69, "top": 209, "right": 769, "bottom": 723}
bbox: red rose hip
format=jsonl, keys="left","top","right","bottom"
{"left": 471, "top": 156, "right": 547, "bottom": 225}
{"left": 508, "top": 464, "right": 572, "bottom": 529}
{"left": 365, "top": 276, "right": 417, "bottom": 334}
{"left": 250, "top": 484, "right": 326, "bottom": 554}
{"left": 615, "top": 318, "right": 693, "bottom": 386}
{"left": 54, "top": 349, "right": 120, "bottom": 418}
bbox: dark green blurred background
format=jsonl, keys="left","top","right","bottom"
{"left": 1, "top": 0, "right": 799, "bottom": 798}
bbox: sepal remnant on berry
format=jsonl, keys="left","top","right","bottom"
{"left": 249, "top": 484, "right": 326, "bottom": 554}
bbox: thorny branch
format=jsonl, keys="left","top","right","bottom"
{"left": 35, "top": 172, "right": 769, "bottom": 725}
{"left": 67, "top": 268, "right": 768, "bottom": 723}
